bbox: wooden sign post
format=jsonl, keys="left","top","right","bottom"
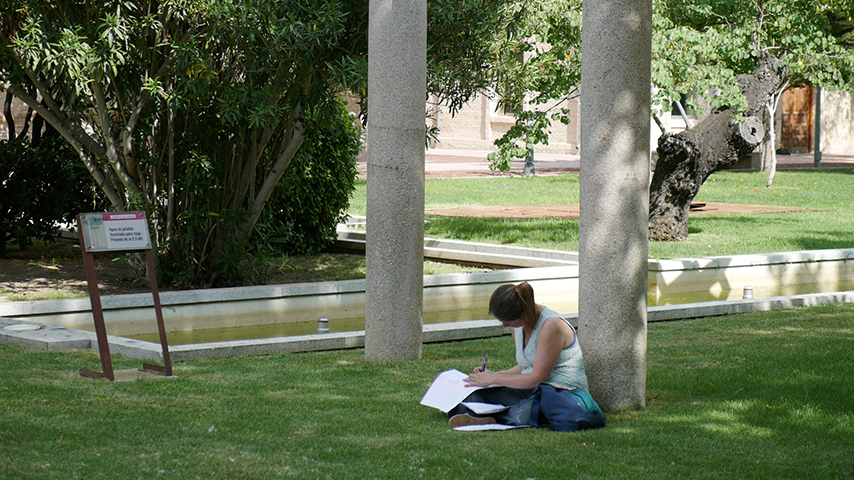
{"left": 77, "top": 212, "right": 172, "bottom": 381}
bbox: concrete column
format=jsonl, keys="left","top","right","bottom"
{"left": 578, "top": 0, "right": 652, "bottom": 410}
{"left": 365, "top": 0, "right": 427, "bottom": 362}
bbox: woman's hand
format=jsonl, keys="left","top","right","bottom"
{"left": 464, "top": 371, "right": 495, "bottom": 387}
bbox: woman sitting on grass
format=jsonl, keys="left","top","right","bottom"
{"left": 448, "top": 282, "right": 605, "bottom": 431}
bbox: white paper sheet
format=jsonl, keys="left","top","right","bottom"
{"left": 453, "top": 423, "right": 530, "bottom": 431}
{"left": 460, "top": 402, "right": 509, "bottom": 415}
{"left": 419, "top": 369, "right": 488, "bottom": 413}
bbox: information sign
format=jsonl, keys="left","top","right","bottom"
{"left": 79, "top": 212, "right": 152, "bottom": 252}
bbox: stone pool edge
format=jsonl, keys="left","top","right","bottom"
{"left": 3, "top": 290, "right": 853, "bottom": 362}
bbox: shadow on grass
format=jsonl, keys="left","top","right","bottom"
{"left": 623, "top": 308, "right": 854, "bottom": 478}
{"left": 424, "top": 216, "right": 579, "bottom": 246}
{"left": 2, "top": 305, "right": 852, "bottom": 479}
{"left": 795, "top": 230, "right": 854, "bottom": 251}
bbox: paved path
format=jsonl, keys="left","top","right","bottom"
{"left": 357, "top": 149, "right": 854, "bottom": 179}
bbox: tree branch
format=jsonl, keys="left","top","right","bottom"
{"left": 89, "top": 78, "right": 146, "bottom": 203}
{"left": 3, "top": 82, "right": 125, "bottom": 208}
{"left": 235, "top": 104, "right": 306, "bottom": 246}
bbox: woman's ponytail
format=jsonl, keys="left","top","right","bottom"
{"left": 513, "top": 282, "right": 537, "bottom": 329}
{"left": 489, "top": 282, "right": 537, "bottom": 328}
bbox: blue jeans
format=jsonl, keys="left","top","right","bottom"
{"left": 448, "top": 387, "right": 535, "bottom": 426}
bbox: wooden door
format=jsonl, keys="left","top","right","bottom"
{"left": 780, "top": 87, "right": 813, "bottom": 153}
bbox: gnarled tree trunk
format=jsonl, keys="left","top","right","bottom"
{"left": 648, "top": 52, "right": 788, "bottom": 241}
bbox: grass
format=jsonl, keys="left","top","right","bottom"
{"left": 2, "top": 303, "right": 853, "bottom": 479}
{"left": 265, "top": 254, "right": 487, "bottom": 284}
{"left": 2, "top": 290, "right": 81, "bottom": 302}
{"left": 348, "top": 168, "right": 854, "bottom": 258}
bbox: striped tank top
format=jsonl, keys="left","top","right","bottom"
{"left": 514, "top": 306, "right": 589, "bottom": 391}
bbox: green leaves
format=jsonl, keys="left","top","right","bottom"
{"left": 9, "top": 0, "right": 141, "bottom": 100}
{"left": 653, "top": 0, "right": 854, "bottom": 118}
{"left": 479, "top": 0, "right": 582, "bottom": 171}
{"left": 2, "top": 0, "right": 374, "bottom": 285}
{"left": 480, "top": 0, "right": 853, "bottom": 171}
{"left": 0, "top": 137, "right": 106, "bottom": 257}
{"left": 427, "top": 0, "right": 512, "bottom": 114}
{"left": 262, "top": 98, "right": 361, "bottom": 256}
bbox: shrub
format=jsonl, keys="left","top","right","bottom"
{"left": 0, "top": 137, "right": 103, "bottom": 257}
{"left": 261, "top": 99, "right": 361, "bottom": 255}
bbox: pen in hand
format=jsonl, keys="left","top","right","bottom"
{"left": 464, "top": 354, "right": 489, "bottom": 386}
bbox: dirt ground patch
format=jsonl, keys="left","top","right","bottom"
{"left": 0, "top": 239, "right": 369, "bottom": 303}
{"left": 0, "top": 241, "right": 151, "bottom": 302}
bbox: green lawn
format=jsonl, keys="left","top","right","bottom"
{"left": 2, "top": 303, "right": 853, "bottom": 479}
{"left": 349, "top": 169, "right": 854, "bottom": 259}
{"left": 3, "top": 168, "right": 853, "bottom": 478}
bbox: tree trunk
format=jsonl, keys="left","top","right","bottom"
{"left": 648, "top": 53, "right": 788, "bottom": 241}
{"left": 234, "top": 103, "right": 306, "bottom": 248}
{"left": 765, "top": 100, "right": 779, "bottom": 187}
{"left": 764, "top": 82, "right": 788, "bottom": 187}
{"left": 3, "top": 93, "right": 16, "bottom": 141}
